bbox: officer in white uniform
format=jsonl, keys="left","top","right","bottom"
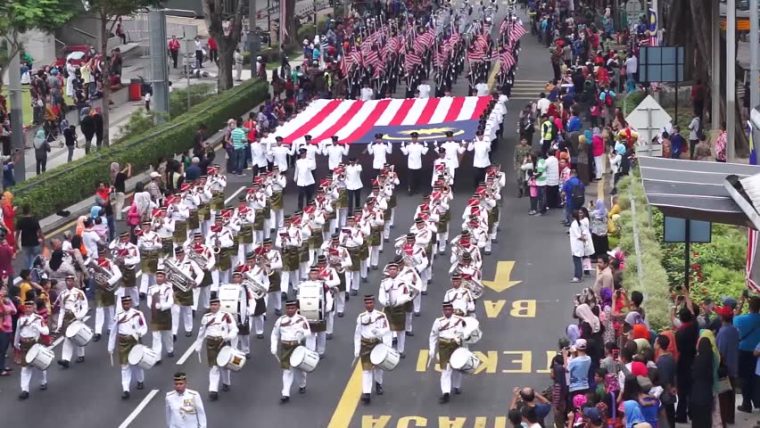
{"left": 271, "top": 300, "right": 312, "bottom": 402}
{"left": 367, "top": 133, "right": 391, "bottom": 172}
{"left": 15, "top": 300, "right": 49, "bottom": 399}
{"left": 165, "top": 372, "right": 207, "bottom": 428}
{"left": 56, "top": 274, "right": 88, "bottom": 368}
{"left": 107, "top": 295, "right": 148, "bottom": 399}
{"left": 353, "top": 295, "right": 391, "bottom": 404}
{"left": 196, "top": 293, "right": 238, "bottom": 401}
{"left": 428, "top": 301, "right": 466, "bottom": 403}
{"left": 443, "top": 273, "right": 476, "bottom": 317}
{"left": 322, "top": 135, "right": 349, "bottom": 171}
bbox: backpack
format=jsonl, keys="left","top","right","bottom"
{"left": 604, "top": 90, "right": 614, "bottom": 107}
{"left": 571, "top": 182, "right": 585, "bottom": 208}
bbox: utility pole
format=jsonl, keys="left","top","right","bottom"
{"left": 8, "top": 51, "right": 25, "bottom": 184}
{"left": 751, "top": 0, "right": 759, "bottom": 110}
{"left": 250, "top": 0, "right": 260, "bottom": 77}
{"left": 712, "top": 0, "right": 721, "bottom": 131}
{"left": 149, "top": 9, "right": 170, "bottom": 121}
{"left": 727, "top": 0, "right": 737, "bottom": 161}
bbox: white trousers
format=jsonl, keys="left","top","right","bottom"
{"left": 389, "top": 208, "right": 396, "bottom": 226}
{"left": 336, "top": 291, "right": 346, "bottom": 314}
{"left": 440, "top": 364, "right": 462, "bottom": 394}
{"left": 238, "top": 243, "right": 252, "bottom": 263}
{"left": 393, "top": 330, "right": 406, "bottom": 353}
{"left": 437, "top": 230, "right": 449, "bottom": 252}
{"left": 267, "top": 291, "right": 282, "bottom": 312}
{"left": 594, "top": 154, "right": 605, "bottom": 178}
{"left": 413, "top": 292, "right": 422, "bottom": 314}
{"left": 281, "top": 270, "right": 297, "bottom": 295}
{"left": 171, "top": 305, "right": 193, "bottom": 335}
{"left": 253, "top": 314, "right": 265, "bottom": 335}
{"left": 362, "top": 369, "right": 384, "bottom": 394}
{"left": 306, "top": 332, "right": 326, "bottom": 355}
{"left": 281, "top": 368, "right": 307, "bottom": 397}
{"left": 326, "top": 312, "right": 335, "bottom": 335}
{"left": 121, "top": 364, "right": 145, "bottom": 392}
{"left": 140, "top": 273, "right": 155, "bottom": 294}
{"left": 95, "top": 305, "right": 115, "bottom": 335}
{"left": 61, "top": 339, "right": 85, "bottom": 361}
{"left": 211, "top": 270, "right": 230, "bottom": 289}
{"left": 338, "top": 208, "right": 348, "bottom": 228}
{"left": 361, "top": 259, "right": 368, "bottom": 279}
{"left": 383, "top": 222, "right": 391, "bottom": 240}
{"left": 209, "top": 365, "right": 231, "bottom": 392}
{"left": 152, "top": 330, "right": 174, "bottom": 358}
{"left": 20, "top": 366, "right": 47, "bottom": 392}
{"left": 405, "top": 312, "right": 414, "bottom": 333}
{"left": 193, "top": 286, "right": 211, "bottom": 311}
{"left": 350, "top": 271, "right": 361, "bottom": 291}
{"left": 263, "top": 219, "right": 272, "bottom": 239}
{"left": 273, "top": 209, "right": 284, "bottom": 229}
{"left": 370, "top": 246, "right": 380, "bottom": 267}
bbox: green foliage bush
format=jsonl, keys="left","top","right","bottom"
{"left": 169, "top": 83, "right": 216, "bottom": 118}
{"left": 13, "top": 79, "right": 270, "bottom": 218}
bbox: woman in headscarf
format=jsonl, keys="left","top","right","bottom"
{"left": 32, "top": 128, "right": 50, "bottom": 175}
{"left": 690, "top": 333, "right": 717, "bottom": 428}
{"left": 590, "top": 199, "right": 609, "bottom": 259}
{"left": 45, "top": 248, "right": 76, "bottom": 288}
{"left": 1, "top": 191, "right": 16, "bottom": 248}
{"left": 575, "top": 303, "right": 601, "bottom": 334}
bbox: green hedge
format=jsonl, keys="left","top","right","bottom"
{"left": 14, "top": 79, "right": 270, "bottom": 218}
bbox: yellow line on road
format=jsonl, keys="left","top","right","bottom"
{"left": 327, "top": 363, "right": 363, "bottom": 428}
{"left": 487, "top": 61, "right": 501, "bottom": 91}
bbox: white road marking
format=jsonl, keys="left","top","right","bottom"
{"left": 117, "top": 388, "right": 160, "bottom": 428}
{"left": 224, "top": 185, "right": 246, "bottom": 205}
{"left": 51, "top": 315, "right": 92, "bottom": 348}
{"left": 176, "top": 338, "right": 200, "bottom": 365}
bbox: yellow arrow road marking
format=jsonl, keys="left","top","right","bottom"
{"left": 481, "top": 261, "right": 522, "bottom": 292}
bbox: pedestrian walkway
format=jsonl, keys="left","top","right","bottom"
{"left": 509, "top": 79, "right": 547, "bottom": 101}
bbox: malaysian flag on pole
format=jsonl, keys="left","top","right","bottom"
{"left": 405, "top": 51, "right": 422, "bottom": 73}
{"left": 467, "top": 46, "right": 485, "bottom": 62}
{"left": 509, "top": 20, "right": 527, "bottom": 42}
{"left": 499, "top": 49, "right": 515, "bottom": 71}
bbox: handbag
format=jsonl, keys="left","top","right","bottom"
{"left": 126, "top": 203, "right": 140, "bottom": 227}
{"left": 717, "top": 377, "right": 733, "bottom": 394}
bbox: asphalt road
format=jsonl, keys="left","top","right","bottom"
{"left": 0, "top": 7, "right": 580, "bottom": 428}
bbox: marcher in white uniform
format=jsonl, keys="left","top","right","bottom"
{"left": 428, "top": 302, "right": 466, "bottom": 403}
{"left": 15, "top": 300, "right": 49, "bottom": 400}
{"left": 322, "top": 135, "right": 349, "bottom": 171}
{"left": 353, "top": 295, "right": 391, "bottom": 404}
{"left": 271, "top": 300, "right": 312, "bottom": 402}
{"left": 107, "top": 295, "right": 148, "bottom": 399}
{"left": 148, "top": 270, "right": 175, "bottom": 363}
{"left": 195, "top": 294, "right": 238, "bottom": 401}
{"left": 56, "top": 275, "right": 88, "bottom": 368}
{"left": 367, "top": 133, "right": 392, "bottom": 172}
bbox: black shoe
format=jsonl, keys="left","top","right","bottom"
{"left": 362, "top": 277, "right": 368, "bottom": 283}
{"left": 439, "top": 250, "right": 445, "bottom": 255}
{"left": 167, "top": 351, "right": 175, "bottom": 358}
{"left": 298, "top": 386, "right": 307, "bottom": 394}
{"left": 361, "top": 393, "right": 371, "bottom": 404}
{"left": 137, "top": 382, "right": 144, "bottom": 390}
{"left": 185, "top": 332, "right": 192, "bottom": 337}
{"left": 414, "top": 311, "right": 421, "bottom": 317}
{"left": 350, "top": 290, "right": 358, "bottom": 296}
{"left": 256, "top": 333, "right": 265, "bottom": 339}
{"left": 93, "top": 333, "right": 102, "bottom": 342}
{"left": 173, "top": 334, "right": 177, "bottom": 343}
{"left": 57, "top": 360, "right": 70, "bottom": 369}
{"left": 345, "top": 293, "right": 350, "bottom": 302}
{"left": 454, "top": 387, "right": 461, "bottom": 395}
{"left": 399, "top": 352, "right": 406, "bottom": 359}
{"left": 420, "top": 291, "right": 427, "bottom": 296}
{"left": 139, "top": 293, "right": 146, "bottom": 301}
{"left": 392, "top": 337, "right": 398, "bottom": 345}
{"left": 375, "top": 382, "right": 384, "bottom": 395}
{"left": 737, "top": 405, "right": 753, "bottom": 413}
{"left": 275, "top": 309, "right": 282, "bottom": 316}
{"left": 384, "top": 238, "right": 390, "bottom": 243}
{"left": 326, "top": 333, "right": 333, "bottom": 340}
{"left": 19, "top": 391, "right": 29, "bottom": 400}
{"left": 372, "top": 265, "right": 378, "bottom": 270}
{"left": 439, "top": 393, "right": 450, "bottom": 403}
{"left": 39, "top": 383, "right": 47, "bottom": 391}
{"left": 484, "top": 250, "right": 491, "bottom": 255}
{"left": 122, "top": 391, "right": 130, "bottom": 400}
{"left": 209, "top": 392, "right": 218, "bottom": 401}
{"left": 319, "top": 354, "right": 325, "bottom": 360}
{"left": 280, "top": 396, "right": 290, "bottom": 403}
{"left": 492, "top": 239, "right": 498, "bottom": 244}
{"left": 155, "top": 360, "right": 162, "bottom": 366}
{"left": 245, "top": 353, "right": 251, "bottom": 358}
{"left": 76, "top": 356, "right": 85, "bottom": 363}
{"left": 406, "top": 331, "right": 414, "bottom": 336}
{"left": 222, "top": 384, "right": 230, "bottom": 392}
{"left": 193, "top": 310, "right": 197, "bottom": 318}
{"left": 337, "top": 312, "right": 344, "bottom": 318}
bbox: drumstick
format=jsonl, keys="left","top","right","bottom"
{"left": 110, "top": 353, "right": 114, "bottom": 367}
{"left": 351, "top": 356, "right": 358, "bottom": 368}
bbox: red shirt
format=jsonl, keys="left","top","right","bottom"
{"left": 208, "top": 38, "right": 218, "bottom": 50}
{"left": 168, "top": 39, "right": 180, "bottom": 51}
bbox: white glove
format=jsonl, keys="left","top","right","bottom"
{"left": 354, "top": 350, "right": 360, "bottom": 359}
{"left": 270, "top": 347, "right": 278, "bottom": 357}
{"left": 108, "top": 348, "right": 114, "bottom": 355}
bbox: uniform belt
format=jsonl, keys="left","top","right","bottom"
{"left": 118, "top": 334, "right": 134, "bottom": 338}
{"left": 281, "top": 340, "right": 299, "bottom": 346}
{"left": 439, "top": 338, "right": 458, "bottom": 344}
{"left": 361, "top": 337, "right": 380, "bottom": 344}
{"left": 20, "top": 337, "right": 37, "bottom": 343}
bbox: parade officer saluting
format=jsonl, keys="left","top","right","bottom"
{"left": 165, "top": 372, "right": 207, "bottom": 428}
{"left": 195, "top": 292, "right": 238, "bottom": 401}
{"left": 271, "top": 300, "right": 311, "bottom": 403}
{"left": 353, "top": 295, "right": 391, "bottom": 404}
{"left": 15, "top": 300, "right": 49, "bottom": 400}
{"left": 107, "top": 295, "right": 148, "bottom": 399}
{"left": 428, "top": 301, "right": 466, "bottom": 403}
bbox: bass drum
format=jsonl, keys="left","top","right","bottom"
{"left": 461, "top": 317, "right": 482, "bottom": 344}
{"left": 298, "top": 282, "right": 325, "bottom": 322}
{"left": 218, "top": 284, "right": 248, "bottom": 325}
{"left": 449, "top": 348, "right": 481, "bottom": 374}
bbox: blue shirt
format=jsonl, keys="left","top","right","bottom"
{"left": 562, "top": 176, "right": 583, "bottom": 207}
{"left": 670, "top": 134, "right": 684, "bottom": 158}
{"left": 717, "top": 323, "right": 740, "bottom": 377}
{"left": 567, "top": 116, "right": 582, "bottom": 132}
{"left": 734, "top": 312, "right": 760, "bottom": 351}
{"left": 567, "top": 355, "right": 591, "bottom": 392}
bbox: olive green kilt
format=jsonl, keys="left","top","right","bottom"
{"left": 118, "top": 335, "right": 138, "bottom": 366}
{"left": 239, "top": 223, "right": 254, "bottom": 244}
{"left": 438, "top": 339, "right": 459, "bottom": 369}
{"left": 360, "top": 338, "right": 381, "bottom": 370}
{"left": 437, "top": 210, "right": 451, "bottom": 231}
{"left": 173, "top": 221, "right": 188, "bottom": 244}
{"left": 309, "top": 320, "right": 326, "bottom": 333}
{"left": 359, "top": 242, "right": 369, "bottom": 261}
{"left": 283, "top": 247, "right": 300, "bottom": 271}
{"left": 238, "top": 318, "right": 250, "bottom": 336}
{"left": 95, "top": 286, "right": 116, "bottom": 307}
{"left": 200, "top": 270, "right": 213, "bottom": 287}
{"left": 121, "top": 265, "right": 137, "bottom": 288}
{"left": 326, "top": 201, "right": 337, "bottom": 220}
{"left": 337, "top": 188, "right": 348, "bottom": 208}
{"left": 369, "top": 227, "right": 382, "bottom": 247}
{"left": 298, "top": 243, "right": 309, "bottom": 263}
{"left": 188, "top": 210, "right": 200, "bottom": 230}
{"left": 253, "top": 297, "right": 266, "bottom": 316}
{"left": 211, "top": 193, "right": 224, "bottom": 211}
{"left": 253, "top": 210, "right": 265, "bottom": 231}
{"left": 264, "top": 200, "right": 272, "bottom": 219}
{"left": 198, "top": 204, "right": 210, "bottom": 221}
{"left": 150, "top": 308, "right": 172, "bottom": 331}
{"left": 309, "top": 232, "right": 324, "bottom": 250}
{"left": 206, "top": 336, "right": 225, "bottom": 368}
{"left": 488, "top": 207, "right": 497, "bottom": 229}
{"left": 217, "top": 247, "right": 234, "bottom": 271}
{"left": 174, "top": 286, "right": 194, "bottom": 306}
{"left": 271, "top": 191, "right": 283, "bottom": 210}
{"left": 140, "top": 250, "right": 159, "bottom": 274}
{"left": 384, "top": 305, "right": 407, "bottom": 331}
{"left": 279, "top": 341, "right": 299, "bottom": 369}
{"left": 347, "top": 247, "right": 361, "bottom": 272}
{"left": 404, "top": 301, "right": 414, "bottom": 313}
{"left": 268, "top": 271, "right": 281, "bottom": 292}
{"left": 160, "top": 238, "right": 174, "bottom": 257}
{"left": 61, "top": 311, "right": 76, "bottom": 332}
{"left": 388, "top": 193, "right": 397, "bottom": 209}
{"left": 337, "top": 271, "right": 347, "bottom": 292}
{"left": 19, "top": 339, "right": 36, "bottom": 367}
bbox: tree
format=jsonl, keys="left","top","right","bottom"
{"left": 0, "top": 0, "right": 78, "bottom": 94}
{"left": 86, "top": 0, "right": 161, "bottom": 147}
{"left": 203, "top": 0, "right": 245, "bottom": 91}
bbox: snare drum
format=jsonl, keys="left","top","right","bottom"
{"left": 65, "top": 320, "right": 94, "bottom": 347}
{"left": 128, "top": 344, "right": 159, "bottom": 370}
{"left": 216, "top": 346, "right": 247, "bottom": 371}
{"left": 462, "top": 317, "right": 482, "bottom": 344}
{"left": 289, "top": 346, "right": 320, "bottom": 372}
{"left": 449, "top": 348, "right": 481, "bottom": 374}
{"left": 298, "top": 282, "right": 325, "bottom": 322}
{"left": 25, "top": 344, "right": 54, "bottom": 370}
{"left": 369, "top": 343, "right": 400, "bottom": 371}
